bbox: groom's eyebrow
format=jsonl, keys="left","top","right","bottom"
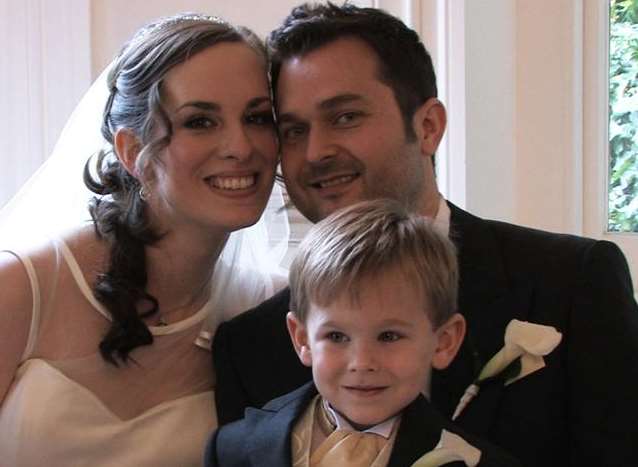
{"left": 278, "top": 93, "right": 366, "bottom": 123}
{"left": 318, "top": 93, "right": 365, "bottom": 110}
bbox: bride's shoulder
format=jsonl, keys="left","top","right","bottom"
{"left": 0, "top": 224, "right": 106, "bottom": 277}
{"left": 57, "top": 225, "right": 109, "bottom": 282}
{"left": 0, "top": 234, "right": 57, "bottom": 270}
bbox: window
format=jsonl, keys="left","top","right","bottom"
{"left": 608, "top": 0, "right": 638, "bottom": 232}
{"left": 585, "top": 0, "right": 638, "bottom": 290}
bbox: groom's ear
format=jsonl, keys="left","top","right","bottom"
{"left": 286, "top": 311, "right": 312, "bottom": 367}
{"left": 114, "top": 128, "right": 142, "bottom": 177}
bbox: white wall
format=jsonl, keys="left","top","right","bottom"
{"left": 450, "top": 0, "right": 585, "bottom": 237}
{"left": 515, "top": 0, "right": 583, "bottom": 234}
{"left": 464, "top": 0, "right": 517, "bottom": 223}
{"left": 90, "top": 0, "right": 374, "bottom": 78}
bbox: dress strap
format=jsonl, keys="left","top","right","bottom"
{"left": 55, "top": 238, "right": 211, "bottom": 336}
{"left": 55, "top": 238, "right": 112, "bottom": 321}
{"left": 2, "top": 250, "right": 41, "bottom": 362}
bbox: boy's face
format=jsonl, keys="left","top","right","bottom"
{"left": 287, "top": 268, "right": 464, "bottom": 428}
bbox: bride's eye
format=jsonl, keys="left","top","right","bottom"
{"left": 184, "top": 116, "right": 217, "bottom": 130}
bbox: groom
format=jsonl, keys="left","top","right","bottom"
{"left": 212, "top": 4, "right": 638, "bottom": 466}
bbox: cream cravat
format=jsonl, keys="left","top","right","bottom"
{"left": 310, "top": 429, "right": 384, "bottom": 467}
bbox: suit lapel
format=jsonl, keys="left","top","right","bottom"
{"left": 431, "top": 203, "right": 533, "bottom": 431}
{"left": 387, "top": 395, "right": 454, "bottom": 467}
{"left": 247, "top": 382, "right": 318, "bottom": 467}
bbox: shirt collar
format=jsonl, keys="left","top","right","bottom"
{"left": 322, "top": 398, "right": 398, "bottom": 440}
{"left": 432, "top": 195, "right": 450, "bottom": 237}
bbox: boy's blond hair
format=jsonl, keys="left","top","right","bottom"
{"left": 289, "top": 199, "right": 458, "bottom": 327}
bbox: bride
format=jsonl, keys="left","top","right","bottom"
{"left": 0, "top": 13, "right": 287, "bottom": 467}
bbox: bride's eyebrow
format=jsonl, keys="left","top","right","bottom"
{"left": 174, "top": 96, "right": 270, "bottom": 113}
{"left": 175, "top": 101, "right": 220, "bottom": 112}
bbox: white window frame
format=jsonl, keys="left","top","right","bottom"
{"left": 584, "top": 0, "right": 638, "bottom": 288}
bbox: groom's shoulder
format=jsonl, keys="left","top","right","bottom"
{"left": 453, "top": 202, "right": 596, "bottom": 252}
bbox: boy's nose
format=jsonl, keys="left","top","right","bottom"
{"left": 348, "top": 343, "right": 379, "bottom": 372}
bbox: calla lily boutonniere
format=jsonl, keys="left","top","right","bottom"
{"left": 452, "top": 319, "right": 562, "bottom": 420}
{"left": 411, "top": 430, "right": 481, "bottom": 467}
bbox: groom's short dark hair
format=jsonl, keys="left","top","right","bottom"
{"left": 268, "top": 2, "right": 438, "bottom": 140}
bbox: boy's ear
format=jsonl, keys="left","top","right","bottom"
{"left": 431, "top": 313, "right": 466, "bottom": 370}
{"left": 286, "top": 311, "right": 312, "bottom": 367}
{"left": 412, "top": 97, "right": 447, "bottom": 158}
{"left": 114, "top": 128, "right": 142, "bottom": 177}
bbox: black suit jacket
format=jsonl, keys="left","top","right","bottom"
{"left": 213, "top": 202, "right": 638, "bottom": 467}
{"left": 206, "top": 382, "right": 521, "bottom": 467}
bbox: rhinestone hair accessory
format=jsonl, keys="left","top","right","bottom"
{"left": 133, "top": 13, "right": 229, "bottom": 43}
{"left": 105, "top": 13, "right": 231, "bottom": 134}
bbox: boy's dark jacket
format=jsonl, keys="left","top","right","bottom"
{"left": 205, "top": 382, "right": 521, "bottom": 467}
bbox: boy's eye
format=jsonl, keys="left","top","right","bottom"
{"left": 326, "top": 331, "right": 348, "bottom": 343}
{"left": 184, "top": 116, "right": 216, "bottom": 130}
{"left": 378, "top": 331, "right": 401, "bottom": 342}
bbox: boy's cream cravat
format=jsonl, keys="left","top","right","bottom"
{"left": 309, "top": 398, "right": 387, "bottom": 467}
{"left": 310, "top": 429, "right": 384, "bottom": 467}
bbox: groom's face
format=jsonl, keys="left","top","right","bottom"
{"left": 276, "top": 38, "right": 427, "bottom": 223}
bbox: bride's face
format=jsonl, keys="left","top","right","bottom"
{"left": 148, "top": 41, "right": 277, "bottom": 236}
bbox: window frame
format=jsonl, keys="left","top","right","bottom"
{"left": 584, "top": 0, "right": 638, "bottom": 288}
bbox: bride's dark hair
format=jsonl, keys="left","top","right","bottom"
{"left": 83, "top": 14, "right": 266, "bottom": 365}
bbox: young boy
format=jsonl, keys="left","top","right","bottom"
{"left": 206, "top": 200, "right": 521, "bottom": 467}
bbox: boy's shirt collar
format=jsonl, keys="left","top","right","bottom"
{"left": 321, "top": 397, "right": 398, "bottom": 439}
{"left": 432, "top": 195, "right": 451, "bottom": 236}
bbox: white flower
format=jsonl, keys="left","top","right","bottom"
{"left": 481, "top": 319, "right": 562, "bottom": 384}
{"left": 505, "top": 319, "right": 562, "bottom": 355}
{"left": 452, "top": 319, "right": 562, "bottom": 420}
{"left": 411, "top": 430, "right": 481, "bottom": 467}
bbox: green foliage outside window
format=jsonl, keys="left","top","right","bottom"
{"left": 609, "top": 0, "right": 638, "bottom": 232}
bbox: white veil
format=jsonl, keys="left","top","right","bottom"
{"left": 0, "top": 67, "right": 111, "bottom": 247}
{"left": 0, "top": 64, "right": 289, "bottom": 324}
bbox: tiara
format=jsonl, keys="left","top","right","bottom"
{"left": 133, "top": 13, "right": 229, "bottom": 42}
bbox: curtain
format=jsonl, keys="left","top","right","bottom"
{"left": 0, "top": 0, "right": 91, "bottom": 207}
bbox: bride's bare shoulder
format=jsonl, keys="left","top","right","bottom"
{"left": 61, "top": 225, "right": 109, "bottom": 282}
{"left": 0, "top": 247, "right": 40, "bottom": 400}
{"left": 0, "top": 225, "right": 108, "bottom": 287}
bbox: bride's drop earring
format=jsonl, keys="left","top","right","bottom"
{"left": 139, "top": 186, "right": 149, "bottom": 201}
